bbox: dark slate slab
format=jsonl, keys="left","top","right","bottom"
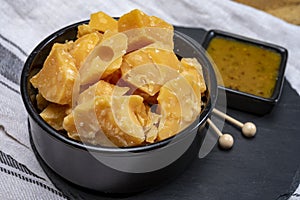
{"left": 32, "top": 27, "right": 300, "bottom": 200}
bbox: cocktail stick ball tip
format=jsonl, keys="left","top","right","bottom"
{"left": 242, "top": 122, "right": 257, "bottom": 137}
{"left": 218, "top": 134, "right": 234, "bottom": 150}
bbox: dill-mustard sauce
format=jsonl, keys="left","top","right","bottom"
{"left": 207, "top": 37, "right": 281, "bottom": 98}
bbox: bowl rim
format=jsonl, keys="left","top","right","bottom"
{"left": 21, "top": 20, "right": 218, "bottom": 153}
{"left": 202, "top": 29, "right": 288, "bottom": 104}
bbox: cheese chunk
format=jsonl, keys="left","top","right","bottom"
{"left": 89, "top": 11, "right": 118, "bottom": 33}
{"left": 118, "top": 9, "right": 173, "bottom": 32}
{"left": 77, "top": 11, "right": 118, "bottom": 38}
{"left": 36, "top": 93, "right": 49, "bottom": 111}
{"left": 157, "top": 76, "right": 199, "bottom": 141}
{"left": 77, "top": 24, "right": 97, "bottom": 38}
{"left": 156, "top": 84, "right": 181, "bottom": 141}
{"left": 30, "top": 43, "right": 78, "bottom": 105}
{"left": 102, "top": 57, "right": 123, "bottom": 79}
{"left": 63, "top": 95, "right": 150, "bottom": 147}
{"left": 118, "top": 9, "right": 174, "bottom": 52}
{"left": 79, "top": 32, "right": 127, "bottom": 85}
{"left": 180, "top": 58, "right": 207, "bottom": 95}
{"left": 121, "top": 48, "right": 181, "bottom": 96}
{"left": 70, "top": 32, "right": 102, "bottom": 69}
{"left": 144, "top": 111, "right": 160, "bottom": 143}
{"left": 40, "top": 103, "right": 70, "bottom": 130}
{"left": 77, "top": 80, "right": 129, "bottom": 104}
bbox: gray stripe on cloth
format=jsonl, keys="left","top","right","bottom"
{"left": 0, "top": 42, "right": 24, "bottom": 85}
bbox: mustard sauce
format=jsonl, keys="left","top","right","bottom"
{"left": 207, "top": 37, "right": 281, "bottom": 98}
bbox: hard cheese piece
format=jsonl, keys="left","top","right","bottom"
{"left": 63, "top": 111, "right": 77, "bottom": 138}
{"left": 144, "top": 111, "right": 160, "bottom": 143}
{"left": 70, "top": 32, "right": 102, "bottom": 69}
{"left": 157, "top": 85, "right": 181, "bottom": 141}
{"left": 121, "top": 48, "right": 181, "bottom": 96}
{"left": 40, "top": 103, "right": 70, "bottom": 130}
{"left": 118, "top": 9, "right": 173, "bottom": 31}
{"left": 77, "top": 80, "right": 129, "bottom": 104}
{"left": 36, "top": 93, "right": 49, "bottom": 111}
{"left": 66, "top": 81, "right": 129, "bottom": 144}
{"left": 77, "top": 24, "right": 97, "bottom": 38}
{"left": 180, "top": 58, "right": 206, "bottom": 95}
{"left": 180, "top": 58, "right": 207, "bottom": 111}
{"left": 76, "top": 11, "right": 118, "bottom": 38}
{"left": 157, "top": 76, "right": 199, "bottom": 141}
{"left": 64, "top": 108, "right": 113, "bottom": 147}
{"left": 89, "top": 11, "right": 118, "bottom": 33}
{"left": 63, "top": 95, "right": 148, "bottom": 147}
{"left": 63, "top": 98, "right": 110, "bottom": 144}
{"left": 118, "top": 9, "right": 174, "bottom": 52}
{"left": 30, "top": 43, "right": 78, "bottom": 105}
{"left": 110, "top": 95, "right": 148, "bottom": 139}
{"left": 102, "top": 57, "right": 123, "bottom": 79}
{"left": 122, "top": 27, "right": 174, "bottom": 53}
{"left": 79, "top": 32, "right": 127, "bottom": 85}
{"left": 102, "top": 68, "right": 122, "bottom": 85}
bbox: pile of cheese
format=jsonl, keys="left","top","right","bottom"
{"left": 30, "top": 9, "right": 207, "bottom": 147}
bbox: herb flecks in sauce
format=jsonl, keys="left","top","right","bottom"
{"left": 207, "top": 37, "right": 281, "bottom": 98}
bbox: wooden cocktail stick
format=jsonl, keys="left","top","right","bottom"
{"left": 212, "top": 109, "right": 257, "bottom": 138}
{"left": 207, "top": 118, "right": 234, "bottom": 150}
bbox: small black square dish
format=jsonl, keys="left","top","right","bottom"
{"left": 202, "top": 29, "right": 288, "bottom": 115}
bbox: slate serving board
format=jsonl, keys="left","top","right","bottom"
{"left": 32, "top": 27, "right": 300, "bottom": 200}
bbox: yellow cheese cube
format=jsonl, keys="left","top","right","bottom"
{"left": 79, "top": 32, "right": 127, "bottom": 85}
{"left": 77, "top": 24, "right": 97, "bottom": 38}
{"left": 40, "top": 103, "right": 70, "bottom": 130}
{"left": 118, "top": 9, "right": 174, "bottom": 52}
{"left": 144, "top": 111, "right": 160, "bottom": 143}
{"left": 157, "top": 76, "right": 199, "bottom": 141}
{"left": 36, "top": 93, "right": 49, "bottom": 111}
{"left": 121, "top": 48, "right": 181, "bottom": 96}
{"left": 89, "top": 11, "right": 118, "bottom": 33}
{"left": 30, "top": 43, "right": 78, "bottom": 105}
{"left": 70, "top": 32, "right": 102, "bottom": 69}
{"left": 180, "top": 58, "right": 207, "bottom": 95}
{"left": 63, "top": 95, "right": 150, "bottom": 147}
{"left": 118, "top": 9, "right": 173, "bottom": 32}
{"left": 77, "top": 80, "right": 129, "bottom": 104}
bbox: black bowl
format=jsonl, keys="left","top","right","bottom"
{"left": 20, "top": 21, "right": 218, "bottom": 193}
{"left": 202, "top": 29, "right": 288, "bottom": 115}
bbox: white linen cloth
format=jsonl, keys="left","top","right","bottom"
{"left": 0, "top": 0, "right": 299, "bottom": 199}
